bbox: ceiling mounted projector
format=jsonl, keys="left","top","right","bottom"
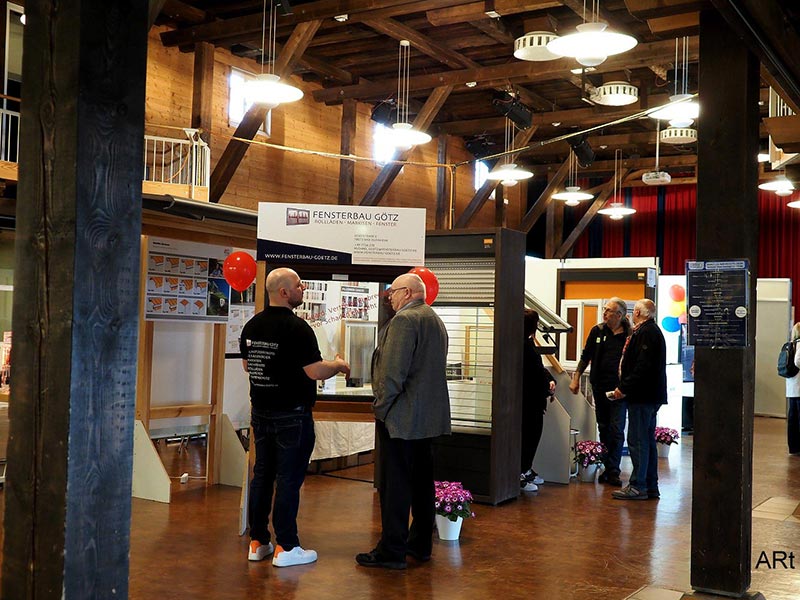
{"left": 642, "top": 171, "right": 672, "bottom": 186}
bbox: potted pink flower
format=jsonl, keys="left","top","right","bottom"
{"left": 655, "top": 426, "right": 679, "bottom": 457}
{"left": 574, "top": 440, "right": 607, "bottom": 482}
{"left": 434, "top": 481, "right": 475, "bottom": 540}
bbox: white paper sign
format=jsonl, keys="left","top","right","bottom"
{"left": 257, "top": 203, "right": 426, "bottom": 267}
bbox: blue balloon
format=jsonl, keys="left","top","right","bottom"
{"left": 661, "top": 316, "right": 681, "bottom": 333}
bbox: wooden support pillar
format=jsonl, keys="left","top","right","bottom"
{"left": 192, "top": 41, "right": 215, "bottom": 145}
{"left": 2, "top": 1, "right": 148, "bottom": 597}
{"left": 691, "top": 9, "right": 760, "bottom": 597}
{"left": 435, "top": 135, "right": 448, "bottom": 229}
{"left": 494, "top": 184, "right": 505, "bottom": 227}
{"left": 338, "top": 98, "right": 357, "bottom": 205}
{"left": 545, "top": 196, "right": 564, "bottom": 259}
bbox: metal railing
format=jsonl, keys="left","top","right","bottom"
{"left": 769, "top": 88, "right": 795, "bottom": 118}
{"left": 143, "top": 128, "right": 210, "bottom": 192}
{"left": 0, "top": 107, "right": 19, "bottom": 163}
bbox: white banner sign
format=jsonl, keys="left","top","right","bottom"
{"left": 257, "top": 203, "right": 426, "bottom": 267}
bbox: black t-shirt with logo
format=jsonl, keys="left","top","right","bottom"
{"left": 240, "top": 306, "right": 322, "bottom": 413}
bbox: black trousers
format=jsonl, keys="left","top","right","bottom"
{"left": 521, "top": 399, "right": 545, "bottom": 474}
{"left": 788, "top": 397, "right": 800, "bottom": 454}
{"left": 376, "top": 420, "right": 434, "bottom": 561}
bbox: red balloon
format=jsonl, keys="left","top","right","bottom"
{"left": 669, "top": 284, "right": 685, "bottom": 302}
{"left": 409, "top": 266, "right": 439, "bottom": 305}
{"left": 223, "top": 252, "right": 257, "bottom": 292}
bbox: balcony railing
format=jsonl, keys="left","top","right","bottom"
{"left": 143, "top": 128, "right": 210, "bottom": 194}
{"left": 0, "top": 107, "right": 19, "bottom": 163}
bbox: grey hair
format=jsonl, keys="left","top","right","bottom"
{"left": 635, "top": 298, "right": 656, "bottom": 318}
{"left": 608, "top": 297, "right": 627, "bottom": 315}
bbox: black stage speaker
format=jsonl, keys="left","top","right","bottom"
{"left": 569, "top": 134, "right": 595, "bottom": 167}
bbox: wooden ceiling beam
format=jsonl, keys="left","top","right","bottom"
{"left": 160, "top": 0, "right": 466, "bottom": 47}
{"left": 454, "top": 125, "right": 540, "bottom": 228}
{"left": 528, "top": 153, "right": 696, "bottom": 176}
{"left": 360, "top": 86, "right": 453, "bottom": 206}
{"left": 313, "top": 37, "right": 698, "bottom": 103}
{"left": 160, "top": 0, "right": 209, "bottom": 24}
{"left": 517, "top": 156, "right": 571, "bottom": 233}
{"left": 426, "top": 0, "right": 561, "bottom": 27}
{"left": 209, "top": 20, "right": 321, "bottom": 203}
{"left": 624, "top": 0, "right": 711, "bottom": 20}
{"left": 363, "top": 18, "right": 479, "bottom": 70}
{"left": 554, "top": 168, "right": 631, "bottom": 259}
{"left": 469, "top": 18, "right": 516, "bottom": 45}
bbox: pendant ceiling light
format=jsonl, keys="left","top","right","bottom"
{"left": 552, "top": 150, "right": 593, "bottom": 205}
{"left": 486, "top": 118, "right": 533, "bottom": 184}
{"left": 599, "top": 149, "right": 636, "bottom": 219}
{"left": 246, "top": 0, "right": 304, "bottom": 107}
{"left": 546, "top": 0, "right": 637, "bottom": 67}
{"left": 660, "top": 126, "right": 697, "bottom": 145}
{"left": 759, "top": 174, "right": 795, "bottom": 197}
{"left": 387, "top": 40, "right": 432, "bottom": 149}
{"left": 514, "top": 30, "right": 560, "bottom": 62}
{"left": 649, "top": 37, "right": 698, "bottom": 127}
{"left": 591, "top": 81, "right": 639, "bottom": 106}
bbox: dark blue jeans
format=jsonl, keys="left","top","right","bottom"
{"left": 627, "top": 403, "right": 659, "bottom": 491}
{"left": 788, "top": 397, "right": 800, "bottom": 454}
{"left": 594, "top": 388, "right": 627, "bottom": 477}
{"left": 248, "top": 411, "right": 315, "bottom": 550}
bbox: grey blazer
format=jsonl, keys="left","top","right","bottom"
{"left": 371, "top": 299, "right": 451, "bottom": 440}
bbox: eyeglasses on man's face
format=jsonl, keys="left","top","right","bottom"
{"left": 603, "top": 307, "right": 622, "bottom": 315}
{"left": 386, "top": 286, "right": 409, "bottom": 297}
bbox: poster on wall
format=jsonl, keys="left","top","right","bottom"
{"left": 256, "top": 203, "right": 426, "bottom": 267}
{"left": 686, "top": 259, "right": 750, "bottom": 348}
{"left": 656, "top": 275, "right": 687, "bottom": 364}
{"left": 145, "top": 238, "right": 233, "bottom": 323}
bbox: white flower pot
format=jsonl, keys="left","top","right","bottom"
{"left": 435, "top": 514, "right": 463, "bottom": 541}
{"left": 578, "top": 463, "right": 599, "bottom": 482}
{"left": 657, "top": 443, "right": 672, "bottom": 458}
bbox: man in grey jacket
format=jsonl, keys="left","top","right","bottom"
{"left": 356, "top": 273, "right": 451, "bottom": 570}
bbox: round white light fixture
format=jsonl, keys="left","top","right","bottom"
{"left": 501, "top": 179, "right": 519, "bottom": 187}
{"left": 660, "top": 126, "right": 697, "bottom": 145}
{"left": 552, "top": 186, "right": 594, "bottom": 202}
{"left": 757, "top": 152, "right": 770, "bottom": 163}
{"left": 387, "top": 122, "right": 432, "bottom": 149}
{"left": 245, "top": 73, "right": 303, "bottom": 106}
{"left": 598, "top": 203, "right": 636, "bottom": 218}
{"left": 788, "top": 200, "right": 800, "bottom": 209}
{"left": 20, "top": 13, "right": 25, "bottom": 25}
{"left": 591, "top": 81, "right": 639, "bottom": 106}
{"left": 547, "top": 22, "right": 637, "bottom": 67}
{"left": 758, "top": 174, "right": 795, "bottom": 195}
{"left": 514, "top": 31, "right": 561, "bottom": 61}
{"left": 649, "top": 93, "right": 699, "bottom": 122}
{"left": 486, "top": 163, "right": 533, "bottom": 182}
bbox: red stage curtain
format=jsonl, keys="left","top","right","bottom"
{"left": 662, "top": 184, "right": 696, "bottom": 274}
{"left": 758, "top": 189, "right": 800, "bottom": 313}
{"left": 629, "top": 187, "right": 658, "bottom": 257}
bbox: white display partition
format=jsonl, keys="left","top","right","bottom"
{"left": 658, "top": 364, "right": 684, "bottom": 432}
{"left": 132, "top": 420, "right": 171, "bottom": 503}
{"left": 532, "top": 395, "right": 572, "bottom": 484}
{"left": 755, "top": 278, "right": 793, "bottom": 417}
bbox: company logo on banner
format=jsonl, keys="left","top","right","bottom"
{"left": 258, "top": 203, "right": 426, "bottom": 266}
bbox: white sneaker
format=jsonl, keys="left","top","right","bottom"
{"left": 248, "top": 540, "right": 274, "bottom": 561}
{"left": 272, "top": 545, "right": 318, "bottom": 567}
{"left": 521, "top": 481, "right": 538, "bottom": 492}
{"left": 532, "top": 475, "right": 545, "bottom": 485}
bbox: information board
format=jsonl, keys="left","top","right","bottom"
{"left": 257, "top": 203, "right": 426, "bottom": 267}
{"left": 685, "top": 260, "right": 750, "bottom": 348}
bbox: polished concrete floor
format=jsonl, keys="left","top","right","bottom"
{"left": 2, "top": 417, "right": 799, "bottom": 599}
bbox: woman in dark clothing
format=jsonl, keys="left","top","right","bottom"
{"left": 520, "top": 309, "right": 556, "bottom": 492}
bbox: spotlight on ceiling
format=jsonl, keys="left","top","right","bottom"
{"left": 491, "top": 92, "right": 533, "bottom": 130}
{"left": 370, "top": 101, "right": 397, "bottom": 126}
{"left": 568, "top": 134, "right": 595, "bottom": 168}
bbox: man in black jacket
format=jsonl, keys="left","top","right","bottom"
{"left": 569, "top": 298, "right": 630, "bottom": 486}
{"left": 610, "top": 299, "right": 667, "bottom": 501}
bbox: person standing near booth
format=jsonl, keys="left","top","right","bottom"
{"left": 569, "top": 298, "right": 631, "bottom": 486}
{"left": 786, "top": 322, "right": 800, "bottom": 455}
{"left": 356, "top": 273, "right": 451, "bottom": 570}
{"left": 241, "top": 267, "right": 350, "bottom": 567}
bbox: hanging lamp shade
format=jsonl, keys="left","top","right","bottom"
{"left": 246, "top": 73, "right": 304, "bottom": 106}
{"left": 486, "top": 163, "right": 533, "bottom": 182}
{"left": 598, "top": 203, "right": 636, "bottom": 219}
{"left": 552, "top": 186, "right": 594, "bottom": 202}
{"left": 591, "top": 81, "right": 639, "bottom": 106}
{"left": 387, "top": 40, "right": 431, "bottom": 149}
{"left": 547, "top": 22, "right": 637, "bottom": 67}
{"left": 649, "top": 93, "right": 699, "bottom": 123}
{"left": 759, "top": 174, "right": 795, "bottom": 195}
{"left": 660, "top": 126, "right": 697, "bottom": 145}
{"left": 514, "top": 31, "right": 560, "bottom": 61}
{"left": 787, "top": 199, "right": 800, "bottom": 209}
{"left": 388, "top": 122, "right": 431, "bottom": 149}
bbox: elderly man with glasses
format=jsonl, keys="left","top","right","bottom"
{"left": 356, "top": 272, "right": 450, "bottom": 570}
{"left": 569, "top": 297, "right": 631, "bottom": 486}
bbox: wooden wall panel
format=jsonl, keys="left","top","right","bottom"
{"left": 144, "top": 26, "right": 520, "bottom": 230}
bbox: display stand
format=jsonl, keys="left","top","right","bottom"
{"left": 426, "top": 228, "right": 526, "bottom": 505}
